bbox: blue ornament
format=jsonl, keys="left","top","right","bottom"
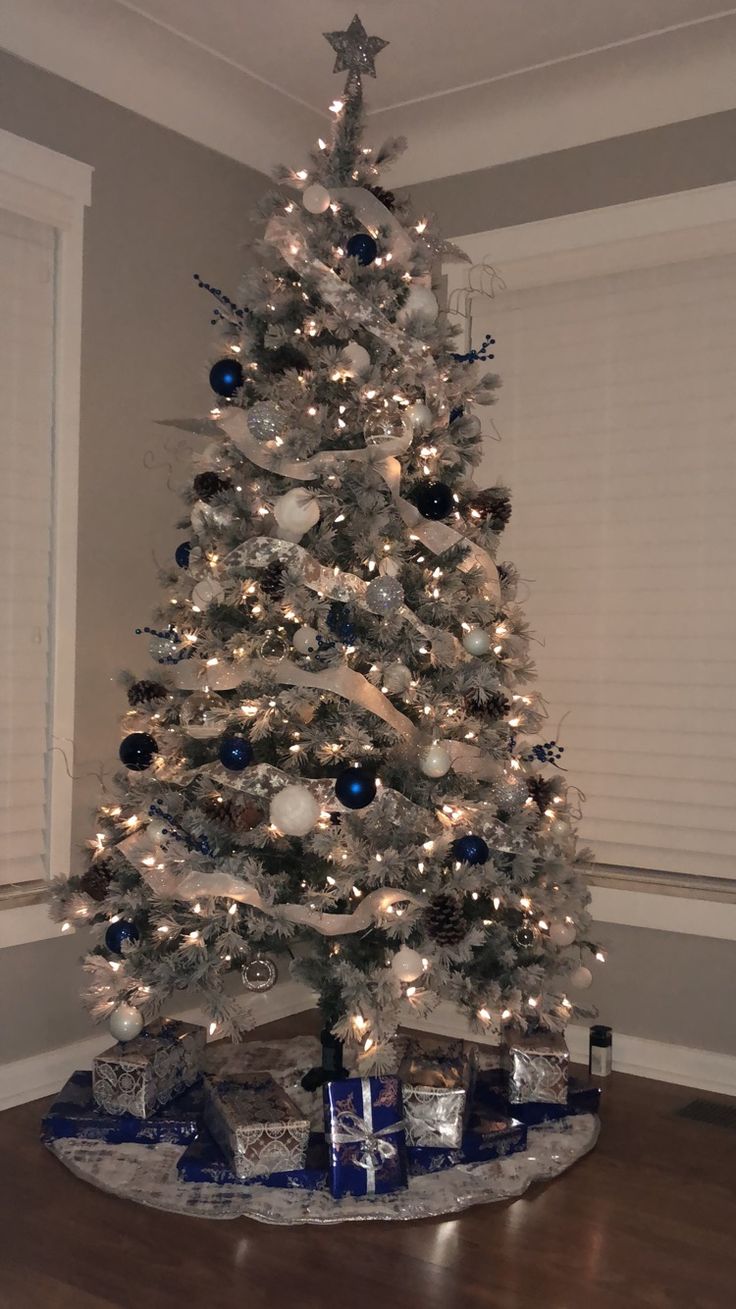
{"left": 118, "top": 732, "right": 158, "bottom": 771}
{"left": 175, "top": 540, "right": 191, "bottom": 569}
{"left": 346, "top": 233, "right": 377, "bottom": 266}
{"left": 413, "top": 479, "right": 454, "bottom": 520}
{"left": 209, "top": 357, "right": 244, "bottom": 397}
{"left": 334, "top": 765, "right": 376, "bottom": 810}
{"left": 327, "top": 602, "right": 355, "bottom": 643}
{"left": 449, "top": 406, "right": 464, "bottom": 423}
{"left": 105, "top": 920, "right": 140, "bottom": 955}
{"left": 452, "top": 834, "right": 490, "bottom": 866}
{"left": 218, "top": 735, "right": 254, "bottom": 772}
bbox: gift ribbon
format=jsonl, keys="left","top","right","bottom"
{"left": 264, "top": 215, "right": 424, "bottom": 360}
{"left": 327, "top": 1081, "right": 405, "bottom": 1195}
{"left": 119, "top": 829, "right": 424, "bottom": 936}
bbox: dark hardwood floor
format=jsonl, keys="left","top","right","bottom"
{"left": 1, "top": 1011, "right": 735, "bottom": 1309}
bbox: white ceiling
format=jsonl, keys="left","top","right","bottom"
{"left": 117, "top": 0, "right": 735, "bottom": 113}
{"left": 4, "top": 1, "right": 736, "bottom": 189}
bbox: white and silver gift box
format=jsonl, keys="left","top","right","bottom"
{"left": 398, "top": 1035, "right": 478, "bottom": 1149}
{"left": 505, "top": 1028, "right": 569, "bottom": 1106}
{"left": 92, "top": 1019, "right": 206, "bottom": 1119}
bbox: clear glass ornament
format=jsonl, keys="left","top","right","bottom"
{"left": 149, "top": 632, "right": 180, "bottom": 662}
{"left": 364, "top": 412, "right": 405, "bottom": 449}
{"left": 180, "top": 690, "right": 229, "bottom": 739}
{"left": 242, "top": 956, "right": 278, "bottom": 992}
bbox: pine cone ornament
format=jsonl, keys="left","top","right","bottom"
{"left": 193, "top": 471, "right": 231, "bottom": 502}
{"left": 127, "top": 679, "right": 168, "bottom": 707}
{"left": 467, "top": 487, "right": 512, "bottom": 533}
{"left": 527, "top": 775, "right": 559, "bottom": 813}
{"left": 203, "top": 794, "right": 264, "bottom": 833}
{"left": 464, "top": 688, "right": 511, "bottom": 721}
{"left": 260, "top": 560, "right": 285, "bottom": 599}
{"left": 369, "top": 184, "right": 396, "bottom": 211}
{"left": 80, "top": 860, "right": 113, "bottom": 903}
{"left": 424, "top": 893, "right": 468, "bottom": 946}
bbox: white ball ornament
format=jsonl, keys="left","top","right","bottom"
{"left": 403, "top": 400, "right": 433, "bottom": 434}
{"left": 391, "top": 946, "right": 425, "bottom": 983}
{"left": 269, "top": 785, "right": 320, "bottom": 836}
{"left": 292, "top": 625, "right": 319, "bottom": 656}
{"left": 273, "top": 488, "right": 321, "bottom": 540}
{"left": 462, "top": 627, "right": 492, "bottom": 656}
{"left": 109, "top": 1003, "right": 144, "bottom": 1043}
{"left": 191, "top": 575, "right": 225, "bottom": 609}
{"left": 382, "top": 661, "right": 412, "bottom": 693}
{"left": 549, "top": 920, "right": 577, "bottom": 947}
{"left": 397, "top": 285, "right": 439, "bottom": 328}
{"left": 340, "top": 341, "right": 371, "bottom": 377}
{"left": 570, "top": 964, "right": 593, "bottom": 990}
{"left": 420, "top": 742, "right": 452, "bottom": 778}
{"left": 302, "top": 183, "right": 330, "bottom": 214}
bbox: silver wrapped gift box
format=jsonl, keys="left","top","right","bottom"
{"left": 505, "top": 1028, "right": 569, "bottom": 1105}
{"left": 398, "top": 1035, "right": 478, "bottom": 1149}
{"left": 203, "top": 1073, "right": 310, "bottom": 1180}
{"left": 92, "top": 1019, "right": 206, "bottom": 1119}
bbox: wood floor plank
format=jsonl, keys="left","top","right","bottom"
{"left": 1, "top": 1013, "right": 734, "bottom": 1309}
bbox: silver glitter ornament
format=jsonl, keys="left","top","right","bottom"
{"left": 493, "top": 777, "right": 525, "bottom": 811}
{"left": 246, "top": 402, "right": 287, "bottom": 444}
{"left": 365, "top": 574, "right": 404, "bottom": 615}
{"left": 242, "top": 956, "right": 278, "bottom": 992}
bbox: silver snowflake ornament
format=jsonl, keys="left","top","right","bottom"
{"left": 324, "top": 13, "right": 388, "bottom": 83}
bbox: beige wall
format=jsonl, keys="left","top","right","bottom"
{"left": 0, "top": 49, "right": 269, "bottom": 1063}
{"left": 410, "top": 117, "right": 736, "bottom": 1061}
{"left": 1, "top": 46, "right": 735, "bottom": 1068}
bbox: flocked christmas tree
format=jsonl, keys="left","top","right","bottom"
{"left": 52, "top": 16, "right": 599, "bottom": 1072}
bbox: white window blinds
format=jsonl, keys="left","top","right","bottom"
{"left": 0, "top": 208, "right": 56, "bottom": 885}
{"left": 473, "top": 251, "right": 736, "bottom": 880}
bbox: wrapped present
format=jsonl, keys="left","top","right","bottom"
{"left": 41, "top": 1070, "right": 203, "bottom": 1146}
{"left": 93, "top": 1019, "right": 206, "bottom": 1119}
{"left": 324, "top": 1075, "right": 407, "bottom": 1199}
{"left": 177, "top": 1129, "right": 329, "bottom": 1190}
{"left": 203, "top": 1074, "right": 310, "bottom": 1181}
{"left": 505, "top": 1028, "right": 569, "bottom": 1106}
{"left": 475, "top": 1068, "right": 600, "bottom": 1125}
{"left": 399, "top": 1035, "right": 477, "bottom": 1148}
{"left": 408, "top": 1107, "right": 527, "bottom": 1176}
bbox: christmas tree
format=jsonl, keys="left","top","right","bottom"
{"left": 52, "top": 15, "right": 598, "bottom": 1071}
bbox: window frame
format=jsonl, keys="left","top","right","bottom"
{"left": 444, "top": 180, "right": 736, "bottom": 942}
{"left": 0, "top": 128, "right": 92, "bottom": 947}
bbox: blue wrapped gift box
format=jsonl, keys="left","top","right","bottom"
{"left": 177, "top": 1129, "right": 329, "bottom": 1190}
{"left": 41, "top": 1070, "right": 203, "bottom": 1145}
{"left": 475, "top": 1069, "right": 601, "bottom": 1126}
{"left": 408, "top": 1106, "right": 527, "bottom": 1176}
{"left": 324, "top": 1075, "right": 408, "bottom": 1199}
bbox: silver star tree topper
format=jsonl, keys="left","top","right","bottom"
{"left": 324, "top": 13, "right": 388, "bottom": 87}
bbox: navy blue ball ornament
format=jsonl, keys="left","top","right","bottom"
{"left": 209, "top": 357, "right": 244, "bottom": 397}
{"left": 175, "top": 540, "right": 191, "bottom": 569}
{"left": 327, "top": 602, "right": 355, "bottom": 644}
{"left": 218, "top": 735, "right": 254, "bottom": 772}
{"left": 119, "top": 732, "right": 157, "bottom": 771}
{"left": 105, "top": 920, "right": 140, "bottom": 954}
{"left": 452, "top": 834, "right": 490, "bottom": 866}
{"left": 334, "top": 765, "right": 376, "bottom": 810}
{"left": 413, "top": 479, "right": 454, "bottom": 521}
{"left": 346, "top": 233, "right": 378, "bottom": 266}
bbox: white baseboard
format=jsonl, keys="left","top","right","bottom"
{"left": 2, "top": 982, "right": 735, "bottom": 1109}
{"left": 0, "top": 979, "right": 315, "bottom": 1112}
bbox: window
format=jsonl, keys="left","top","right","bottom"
{"left": 0, "top": 129, "right": 91, "bottom": 945}
{"left": 446, "top": 184, "right": 736, "bottom": 937}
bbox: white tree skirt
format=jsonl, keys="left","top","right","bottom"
{"left": 46, "top": 1037, "right": 600, "bottom": 1225}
